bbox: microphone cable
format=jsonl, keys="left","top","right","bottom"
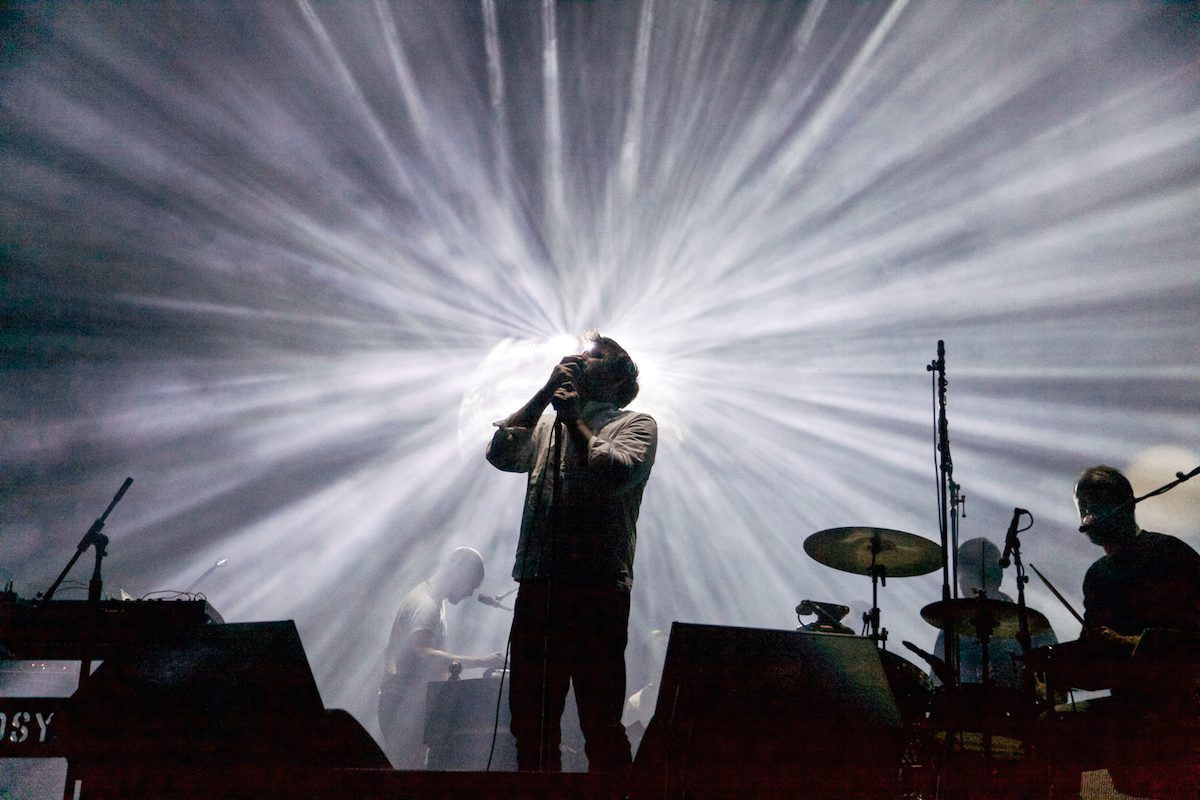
{"left": 485, "top": 633, "right": 513, "bottom": 772}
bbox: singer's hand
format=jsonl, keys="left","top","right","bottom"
{"left": 481, "top": 651, "right": 505, "bottom": 669}
{"left": 551, "top": 383, "right": 581, "bottom": 421}
{"left": 504, "top": 355, "right": 586, "bottom": 429}
{"left": 543, "top": 355, "right": 585, "bottom": 394}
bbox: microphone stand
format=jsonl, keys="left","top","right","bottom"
{"left": 42, "top": 477, "right": 132, "bottom": 604}
{"left": 927, "top": 342, "right": 961, "bottom": 689}
{"left": 184, "top": 558, "right": 227, "bottom": 594}
{"left": 928, "top": 342, "right": 965, "bottom": 800}
{"left": 1006, "top": 522, "right": 1039, "bottom": 709}
{"left": 1084, "top": 465, "right": 1200, "bottom": 530}
{"left": 479, "top": 587, "right": 518, "bottom": 612}
{"left": 535, "top": 413, "right": 565, "bottom": 771}
{"left": 40, "top": 477, "right": 131, "bottom": 800}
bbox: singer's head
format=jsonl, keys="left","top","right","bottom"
{"left": 574, "top": 333, "right": 639, "bottom": 408}
{"left": 436, "top": 546, "right": 486, "bottom": 605}
{"left": 1074, "top": 465, "right": 1137, "bottom": 547}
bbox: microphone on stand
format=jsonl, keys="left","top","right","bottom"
{"left": 477, "top": 593, "right": 512, "bottom": 611}
{"left": 184, "top": 557, "right": 228, "bottom": 593}
{"left": 998, "top": 508, "right": 1027, "bottom": 568}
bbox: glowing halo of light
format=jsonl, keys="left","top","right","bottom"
{"left": 456, "top": 333, "right": 579, "bottom": 460}
{"left": 457, "top": 331, "right": 686, "bottom": 461}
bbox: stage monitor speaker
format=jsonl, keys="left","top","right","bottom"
{"left": 631, "top": 623, "right": 905, "bottom": 800}
{"left": 66, "top": 621, "right": 387, "bottom": 797}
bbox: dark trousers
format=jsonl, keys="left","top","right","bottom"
{"left": 509, "top": 580, "right": 632, "bottom": 772}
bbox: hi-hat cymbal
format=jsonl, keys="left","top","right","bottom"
{"left": 921, "top": 598, "right": 1051, "bottom": 639}
{"left": 804, "top": 527, "right": 942, "bottom": 578}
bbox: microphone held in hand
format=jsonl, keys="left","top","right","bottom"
{"left": 551, "top": 380, "right": 580, "bottom": 425}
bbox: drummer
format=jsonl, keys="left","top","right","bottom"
{"left": 931, "top": 537, "right": 1058, "bottom": 689}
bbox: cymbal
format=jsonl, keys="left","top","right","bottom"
{"left": 921, "top": 598, "right": 1051, "bottom": 639}
{"left": 804, "top": 527, "right": 942, "bottom": 578}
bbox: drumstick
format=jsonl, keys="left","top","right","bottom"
{"left": 1029, "top": 563, "right": 1086, "bottom": 627}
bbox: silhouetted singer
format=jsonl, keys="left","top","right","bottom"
{"left": 486, "top": 334, "right": 657, "bottom": 776}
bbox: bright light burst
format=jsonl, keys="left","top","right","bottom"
{"left": 2, "top": 1, "right": 1198, "bottom": 746}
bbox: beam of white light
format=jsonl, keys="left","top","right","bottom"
{"left": 541, "top": 0, "right": 568, "bottom": 250}
{"left": 481, "top": 0, "right": 514, "bottom": 197}
{"left": 375, "top": 0, "right": 433, "bottom": 149}
{"left": 618, "top": 0, "right": 654, "bottom": 195}
{"left": 295, "top": 0, "right": 417, "bottom": 198}
{"left": 1, "top": 1, "right": 1198, "bottom": 751}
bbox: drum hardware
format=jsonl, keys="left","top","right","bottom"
{"left": 903, "top": 640, "right": 949, "bottom": 686}
{"left": 804, "top": 526, "right": 941, "bottom": 648}
{"left": 920, "top": 593, "right": 1048, "bottom": 782}
{"left": 920, "top": 599, "right": 1050, "bottom": 642}
{"left": 795, "top": 599, "right": 855, "bottom": 635}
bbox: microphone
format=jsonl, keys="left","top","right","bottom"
{"left": 184, "top": 557, "right": 229, "bottom": 593}
{"left": 998, "top": 507, "right": 1027, "bottom": 568}
{"left": 477, "top": 593, "right": 511, "bottom": 610}
{"left": 554, "top": 381, "right": 574, "bottom": 423}
{"left": 1078, "top": 501, "right": 1131, "bottom": 534}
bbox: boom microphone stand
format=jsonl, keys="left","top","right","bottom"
{"left": 927, "top": 342, "right": 961, "bottom": 688}
{"left": 42, "top": 477, "right": 132, "bottom": 604}
{"left": 39, "top": 477, "right": 132, "bottom": 800}
{"left": 928, "top": 342, "right": 971, "bottom": 799}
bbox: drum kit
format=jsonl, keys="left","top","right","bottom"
{"left": 785, "top": 346, "right": 1199, "bottom": 796}
{"left": 799, "top": 525, "right": 1055, "bottom": 794}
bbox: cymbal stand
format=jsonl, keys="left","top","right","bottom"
{"left": 970, "top": 591, "right": 999, "bottom": 774}
{"left": 866, "top": 534, "right": 889, "bottom": 649}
